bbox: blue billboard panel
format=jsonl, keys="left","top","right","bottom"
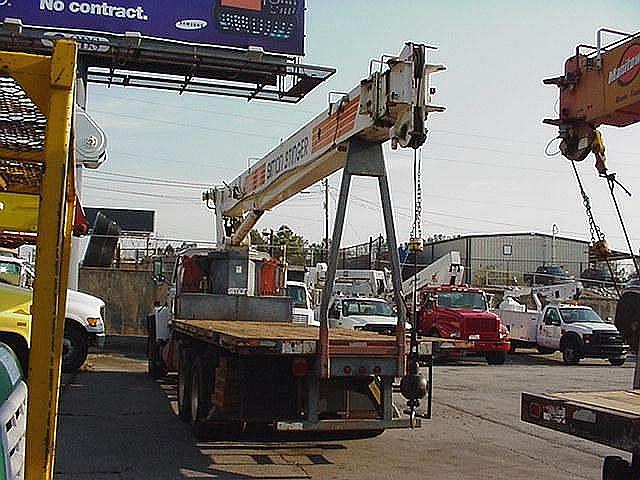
{"left": 0, "top": 0, "right": 305, "bottom": 55}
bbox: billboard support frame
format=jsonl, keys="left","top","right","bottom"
{"left": 0, "top": 23, "right": 335, "bottom": 103}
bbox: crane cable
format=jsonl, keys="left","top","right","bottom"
{"left": 605, "top": 173, "right": 640, "bottom": 280}
{"left": 569, "top": 160, "right": 626, "bottom": 297}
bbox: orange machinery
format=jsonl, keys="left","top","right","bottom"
{"left": 543, "top": 28, "right": 639, "bottom": 166}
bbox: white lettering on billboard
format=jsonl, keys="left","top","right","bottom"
{"left": 40, "top": 0, "right": 149, "bottom": 21}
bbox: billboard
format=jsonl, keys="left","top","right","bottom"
{"left": 0, "top": 0, "right": 305, "bottom": 55}
{"left": 85, "top": 207, "right": 154, "bottom": 234}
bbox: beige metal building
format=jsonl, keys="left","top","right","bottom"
{"left": 411, "top": 232, "right": 590, "bottom": 288}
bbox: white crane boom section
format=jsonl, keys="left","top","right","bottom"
{"left": 207, "top": 43, "right": 445, "bottom": 246}
{"left": 402, "top": 251, "right": 464, "bottom": 298}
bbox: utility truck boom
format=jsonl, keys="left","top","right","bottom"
{"left": 149, "top": 42, "right": 446, "bottom": 436}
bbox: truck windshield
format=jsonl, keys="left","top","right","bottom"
{"left": 286, "top": 285, "right": 308, "bottom": 309}
{"left": 343, "top": 300, "right": 394, "bottom": 317}
{"left": 559, "top": 308, "right": 604, "bottom": 323}
{"left": 0, "top": 261, "right": 21, "bottom": 286}
{"left": 436, "top": 291, "right": 486, "bottom": 310}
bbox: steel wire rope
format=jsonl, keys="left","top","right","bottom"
{"left": 568, "top": 160, "right": 621, "bottom": 296}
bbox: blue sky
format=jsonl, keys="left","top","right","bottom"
{"left": 84, "top": 1, "right": 640, "bottom": 252}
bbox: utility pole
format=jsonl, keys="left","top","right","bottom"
{"left": 323, "top": 178, "right": 329, "bottom": 261}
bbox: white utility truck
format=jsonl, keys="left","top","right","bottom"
{"left": 0, "top": 255, "right": 105, "bottom": 372}
{"left": 286, "top": 281, "right": 318, "bottom": 327}
{"left": 496, "top": 282, "right": 627, "bottom": 365}
{"left": 327, "top": 295, "right": 408, "bottom": 335}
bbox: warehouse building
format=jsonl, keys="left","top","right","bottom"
{"left": 404, "top": 232, "right": 591, "bottom": 288}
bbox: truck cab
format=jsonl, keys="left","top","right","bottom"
{"left": 286, "top": 281, "right": 318, "bottom": 327}
{"left": 418, "top": 285, "right": 510, "bottom": 365}
{"left": 537, "top": 304, "right": 627, "bottom": 365}
{"left": 328, "top": 295, "right": 407, "bottom": 335}
{"left": 0, "top": 255, "right": 106, "bottom": 373}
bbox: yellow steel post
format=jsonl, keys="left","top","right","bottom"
{"left": 23, "top": 40, "right": 77, "bottom": 480}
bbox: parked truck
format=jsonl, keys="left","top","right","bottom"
{"left": 497, "top": 282, "right": 628, "bottom": 365}
{"left": 147, "top": 42, "right": 445, "bottom": 435}
{"left": 417, "top": 285, "right": 510, "bottom": 365}
{"left": 0, "top": 254, "right": 105, "bottom": 373}
{"left": 148, "top": 247, "right": 419, "bottom": 436}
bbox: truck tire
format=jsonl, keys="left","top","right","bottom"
{"left": 486, "top": 351, "right": 506, "bottom": 365}
{"left": 561, "top": 338, "right": 580, "bottom": 365}
{"left": 190, "top": 356, "right": 214, "bottom": 439}
{"left": 178, "top": 346, "right": 192, "bottom": 421}
{"left": 609, "top": 357, "right": 626, "bottom": 367}
{"left": 603, "top": 455, "right": 631, "bottom": 480}
{"left": 508, "top": 342, "right": 517, "bottom": 354}
{"left": 536, "top": 346, "right": 555, "bottom": 355}
{"left": 62, "top": 322, "right": 89, "bottom": 373}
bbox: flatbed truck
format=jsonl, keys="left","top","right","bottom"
{"left": 172, "top": 318, "right": 419, "bottom": 434}
{"left": 148, "top": 42, "right": 445, "bottom": 436}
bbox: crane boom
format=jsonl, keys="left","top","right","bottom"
{"left": 207, "top": 43, "right": 445, "bottom": 246}
{"left": 401, "top": 251, "right": 464, "bottom": 299}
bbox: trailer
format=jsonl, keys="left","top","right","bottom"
{"left": 172, "top": 318, "right": 427, "bottom": 435}
{"left": 522, "top": 390, "right": 640, "bottom": 478}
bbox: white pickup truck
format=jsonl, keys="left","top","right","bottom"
{"left": 0, "top": 255, "right": 105, "bottom": 372}
{"left": 327, "top": 295, "right": 408, "bottom": 335}
{"left": 497, "top": 300, "right": 628, "bottom": 365}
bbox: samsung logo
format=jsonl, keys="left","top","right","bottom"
{"left": 175, "top": 19, "right": 207, "bottom": 31}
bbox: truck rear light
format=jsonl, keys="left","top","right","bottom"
{"left": 529, "top": 402, "right": 542, "bottom": 419}
{"left": 357, "top": 366, "right": 368, "bottom": 375}
{"left": 343, "top": 366, "right": 352, "bottom": 375}
{"left": 291, "top": 358, "right": 309, "bottom": 377}
{"left": 373, "top": 365, "right": 382, "bottom": 374}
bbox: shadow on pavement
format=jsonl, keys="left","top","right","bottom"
{"left": 55, "top": 342, "right": 351, "bottom": 479}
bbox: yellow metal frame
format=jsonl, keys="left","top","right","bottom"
{"left": 0, "top": 41, "right": 78, "bottom": 479}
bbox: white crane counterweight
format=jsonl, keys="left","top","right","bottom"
{"left": 207, "top": 43, "right": 445, "bottom": 246}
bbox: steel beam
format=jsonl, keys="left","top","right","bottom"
{"left": 24, "top": 40, "right": 77, "bottom": 480}
{"left": 318, "top": 139, "right": 407, "bottom": 378}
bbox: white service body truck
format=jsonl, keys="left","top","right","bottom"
{"left": 498, "top": 300, "right": 627, "bottom": 365}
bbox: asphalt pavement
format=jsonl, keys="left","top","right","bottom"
{"left": 54, "top": 338, "right": 635, "bottom": 479}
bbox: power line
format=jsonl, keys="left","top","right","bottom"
{"left": 90, "top": 108, "right": 281, "bottom": 140}
{"left": 94, "top": 92, "right": 305, "bottom": 127}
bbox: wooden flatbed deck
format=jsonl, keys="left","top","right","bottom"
{"left": 554, "top": 390, "right": 640, "bottom": 416}
{"left": 172, "top": 319, "right": 401, "bottom": 356}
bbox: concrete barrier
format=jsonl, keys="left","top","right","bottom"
{"left": 78, "top": 266, "right": 160, "bottom": 335}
